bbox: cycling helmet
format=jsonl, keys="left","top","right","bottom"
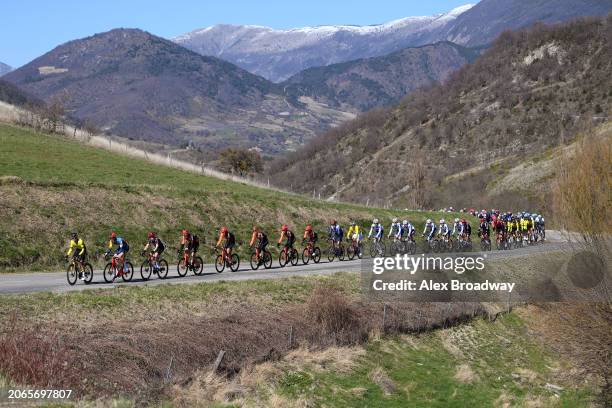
{"left": 373, "top": 218, "right": 379, "bottom": 224}
{"left": 148, "top": 232, "right": 156, "bottom": 239}
{"left": 181, "top": 229, "right": 189, "bottom": 236}
{"left": 402, "top": 220, "right": 408, "bottom": 226}
{"left": 71, "top": 232, "right": 78, "bottom": 239}
{"left": 281, "top": 224, "right": 288, "bottom": 231}
{"left": 454, "top": 218, "right": 459, "bottom": 223}
{"left": 350, "top": 221, "right": 356, "bottom": 226}
{"left": 426, "top": 219, "right": 432, "bottom": 224}
{"left": 330, "top": 219, "right": 337, "bottom": 225}
{"left": 440, "top": 219, "right": 445, "bottom": 224}
{"left": 221, "top": 227, "right": 228, "bottom": 234}
{"left": 305, "top": 225, "right": 312, "bottom": 232}
{"left": 461, "top": 218, "right": 466, "bottom": 223}
{"left": 392, "top": 217, "right": 398, "bottom": 223}
{"left": 252, "top": 225, "right": 258, "bottom": 232}
{"left": 110, "top": 232, "right": 117, "bottom": 239}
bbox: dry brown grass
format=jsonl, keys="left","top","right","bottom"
{"left": 0, "top": 286, "right": 486, "bottom": 404}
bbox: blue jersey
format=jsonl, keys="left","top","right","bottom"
{"left": 369, "top": 223, "right": 383, "bottom": 239}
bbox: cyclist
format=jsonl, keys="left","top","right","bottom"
{"left": 368, "top": 218, "right": 384, "bottom": 241}
{"left": 249, "top": 226, "right": 269, "bottom": 261}
{"left": 346, "top": 221, "right": 363, "bottom": 256}
{"left": 105, "top": 232, "right": 129, "bottom": 279}
{"left": 492, "top": 216, "right": 505, "bottom": 244}
{"left": 478, "top": 216, "right": 490, "bottom": 242}
{"left": 452, "top": 218, "right": 463, "bottom": 238}
{"left": 438, "top": 219, "right": 451, "bottom": 244}
{"left": 216, "top": 226, "right": 236, "bottom": 260}
{"left": 422, "top": 219, "right": 437, "bottom": 242}
{"left": 277, "top": 224, "right": 296, "bottom": 255}
{"left": 388, "top": 218, "right": 401, "bottom": 239}
{"left": 66, "top": 232, "right": 87, "bottom": 280}
{"left": 401, "top": 220, "right": 415, "bottom": 242}
{"left": 143, "top": 232, "right": 165, "bottom": 271}
{"left": 303, "top": 225, "right": 318, "bottom": 245}
{"left": 179, "top": 230, "right": 199, "bottom": 265}
{"left": 328, "top": 219, "right": 343, "bottom": 250}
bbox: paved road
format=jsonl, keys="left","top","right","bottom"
{"left": 0, "top": 236, "right": 567, "bottom": 294}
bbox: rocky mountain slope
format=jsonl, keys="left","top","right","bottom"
{"left": 282, "top": 41, "right": 481, "bottom": 112}
{"left": 2, "top": 29, "right": 351, "bottom": 155}
{"left": 175, "top": 0, "right": 612, "bottom": 81}
{"left": 269, "top": 15, "right": 612, "bottom": 210}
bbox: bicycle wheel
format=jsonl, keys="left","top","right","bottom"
{"left": 215, "top": 255, "right": 225, "bottom": 273}
{"left": 230, "top": 254, "right": 240, "bottom": 272}
{"left": 83, "top": 263, "right": 94, "bottom": 284}
{"left": 263, "top": 251, "right": 272, "bottom": 269}
{"left": 158, "top": 259, "right": 169, "bottom": 279}
{"left": 313, "top": 247, "right": 321, "bottom": 263}
{"left": 347, "top": 244, "right": 356, "bottom": 261}
{"left": 103, "top": 263, "right": 115, "bottom": 283}
{"left": 290, "top": 249, "right": 299, "bottom": 266}
{"left": 408, "top": 241, "right": 417, "bottom": 255}
{"left": 177, "top": 259, "right": 188, "bottom": 277}
{"left": 250, "top": 252, "right": 260, "bottom": 270}
{"left": 67, "top": 263, "right": 77, "bottom": 286}
{"left": 278, "top": 250, "right": 288, "bottom": 267}
{"left": 338, "top": 245, "right": 345, "bottom": 261}
{"left": 369, "top": 242, "right": 377, "bottom": 258}
{"left": 141, "top": 260, "right": 152, "bottom": 281}
{"left": 192, "top": 256, "right": 204, "bottom": 275}
{"left": 327, "top": 246, "right": 335, "bottom": 262}
{"left": 122, "top": 262, "right": 134, "bottom": 282}
{"left": 302, "top": 248, "right": 310, "bottom": 265}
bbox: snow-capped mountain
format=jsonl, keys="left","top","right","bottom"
{"left": 0, "top": 62, "right": 12, "bottom": 77}
{"left": 174, "top": 0, "right": 612, "bottom": 82}
{"left": 174, "top": 5, "right": 474, "bottom": 81}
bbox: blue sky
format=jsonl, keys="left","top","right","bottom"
{"left": 1, "top": 0, "right": 473, "bottom": 68}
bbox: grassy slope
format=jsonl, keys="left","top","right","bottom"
{"left": 0, "top": 123, "right": 469, "bottom": 271}
{"left": 273, "top": 313, "right": 593, "bottom": 407}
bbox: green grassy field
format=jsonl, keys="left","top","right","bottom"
{"left": 0, "top": 123, "right": 470, "bottom": 271}
{"left": 271, "top": 314, "right": 593, "bottom": 407}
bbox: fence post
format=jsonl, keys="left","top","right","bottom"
{"left": 506, "top": 291, "right": 511, "bottom": 314}
{"left": 212, "top": 350, "right": 225, "bottom": 373}
{"left": 382, "top": 303, "right": 387, "bottom": 332}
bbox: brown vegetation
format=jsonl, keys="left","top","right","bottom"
{"left": 269, "top": 15, "right": 612, "bottom": 209}
{"left": 0, "top": 286, "right": 484, "bottom": 404}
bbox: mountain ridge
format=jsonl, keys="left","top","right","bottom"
{"left": 174, "top": 0, "right": 612, "bottom": 81}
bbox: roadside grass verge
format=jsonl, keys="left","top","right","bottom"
{"left": 0, "top": 123, "right": 471, "bottom": 271}
{"left": 0, "top": 274, "right": 485, "bottom": 404}
{"left": 269, "top": 313, "right": 594, "bottom": 407}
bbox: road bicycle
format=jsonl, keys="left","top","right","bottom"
{"left": 66, "top": 255, "right": 93, "bottom": 285}
{"left": 403, "top": 236, "right": 417, "bottom": 255}
{"left": 213, "top": 246, "right": 240, "bottom": 273}
{"left": 479, "top": 233, "right": 492, "bottom": 252}
{"left": 389, "top": 237, "right": 405, "bottom": 256}
{"left": 422, "top": 235, "right": 439, "bottom": 253}
{"left": 103, "top": 254, "right": 134, "bottom": 283}
{"left": 140, "top": 251, "right": 169, "bottom": 280}
{"left": 454, "top": 234, "right": 472, "bottom": 252}
{"left": 346, "top": 238, "right": 363, "bottom": 260}
{"left": 177, "top": 249, "right": 203, "bottom": 277}
{"left": 369, "top": 237, "right": 386, "bottom": 258}
{"left": 278, "top": 244, "right": 299, "bottom": 267}
{"left": 327, "top": 238, "right": 345, "bottom": 262}
{"left": 301, "top": 240, "right": 321, "bottom": 264}
{"left": 250, "top": 247, "right": 272, "bottom": 270}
